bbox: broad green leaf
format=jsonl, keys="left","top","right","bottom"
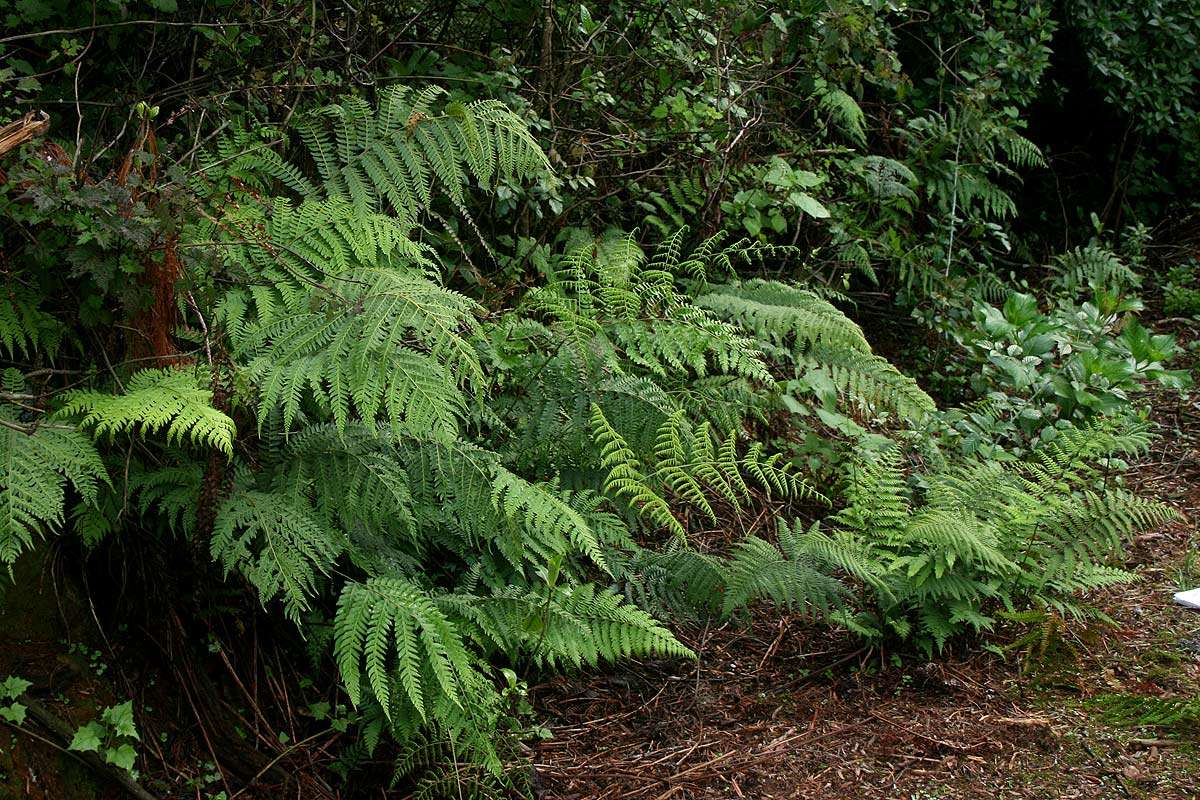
{"left": 69, "top": 721, "right": 106, "bottom": 753}
{"left": 788, "top": 192, "right": 829, "bottom": 219}
{"left": 102, "top": 701, "right": 139, "bottom": 740}
{"left": 0, "top": 676, "right": 31, "bottom": 700}
{"left": 0, "top": 702, "right": 26, "bottom": 725}
{"left": 104, "top": 743, "right": 138, "bottom": 772}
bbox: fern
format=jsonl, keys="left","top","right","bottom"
{"left": 591, "top": 404, "right": 685, "bottom": 539}
{"left": 240, "top": 267, "right": 481, "bottom": 439}
{"left": 619, "top": 544, "right": 728, "bottom": 617}
{"left": 850, "top": 155, "right": 918, "bottom": 208}
{"left": 721, "top": 522, "right": 849, "bottom": 616}
{"left": 0, "top": 290, "right": 63, "bottom": 358}
{"left": 1050, "top": 244, "right": 1141, "bottom": 295}
{"left": 449, "top": 583, "right": 694, "bottom": 669}
{"left": 0, "top": 407, "right": 107, "bottom": 567}
{"left": 209, "top": 86, "right": 549, "bottom": 224}
{"left": 696, "top": 279, "right": 871, "bottom": 351}
{"left": 695, "top": 279, "right": 935, "bottom": 420}
{"left": 211, "top": 480, "right": 344, "bottom": 621}
{"left": 591, "top": 404, "right": 820, "bottom": 539}
{"left": 526, "top": 232, "right": 772, "bottom": 384}
{"left": 770, "top": 418, "right": 1178, "bottom": 652}
{"left": 1092, "top": 693, "right": 1200, "bottom": 736}
{"left": 330, "top": 577, "right": 517, "bottom": 770}
{"left": 818, "top": 86, "right": 867, "bottom": 145}
{"left": 58, "top": 367, "right": 236, "bottom": 455}
{"left": 808, "top": 344, "right": 937, "bottom": 421}
{"left": 334, "top": 577, "right": 476, "bottom": 720}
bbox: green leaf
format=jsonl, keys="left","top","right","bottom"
{"left": 102, "top": 701, "right": 138, "bottom": 740}
{"left": 69, "top": 721, "right": 106, "bottom": 753}
{"left": 0, "top": 702, "right": 26, "bottom": 725}
{"left": 104, "top": 743, "right": 137, "bottom": 773}
{"left": 788, "top": 192, "right": 829, "bottom": 219}
{"left": 0, "top": 676, "right": 31, "bottom": 700}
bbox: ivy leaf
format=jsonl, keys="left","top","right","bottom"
{"left": 102, "top": 701, "right": 138, "bottom": 740}
{"left": 0, "top": 676, "right": 31, "bottom": 700}
{"left": 69, "top": 721, "right": 106, "bottom": 753}
{"left": 104, "top": 743, "right": 138, "bottom": 773}
{"left": 0, "top": 701, "right": 26, "bottom": 725}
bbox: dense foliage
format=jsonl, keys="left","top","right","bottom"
{"left": 0, "top": 1, "right": 1195, "bottom": 795}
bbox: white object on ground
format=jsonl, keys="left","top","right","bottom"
{"left": 1175, "top": 588, "right": 1200, "bottom": 610}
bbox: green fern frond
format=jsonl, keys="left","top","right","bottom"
{"left": 695, "top": 279, "right": 870, "bottom": 352}
{"left": 273, "top": 86, "right": 550, "bottom": 219}
{"left": 334, "top": 577, "right": 477, "bottom": 721}
{"left": 0, "top": 407, "right": 107, "bottom": 566}
{"left": 1051, "top": 244, "right": 1141, "bottom": 295}
{"left": 241, "top": 267, "right": 480, "bottom": 439}
{"left": 58, "top": 367, "right": 236, "bottom": 455}
{"left": 1093, "top": 693, "right": 1200, "bottom": 735}
{"left": 590, "top": 404, "right": 685, "bottom": 539}
{"left": 808, "top": 344, "right": 937, "bottom": 421}
{"left": 451, "top": 583, "right": 693, "bottom": 669}
{"left": 211, "top": 483, "right": 344, "bottom": 621}
{"left": 0, "top": 291, "right": 63, "bottom": 359}
{"left": 722, "top": 527, "right": 848, "bottom": 616}
{"left": 818, "top": 87, "right": 867, "bottom": 145}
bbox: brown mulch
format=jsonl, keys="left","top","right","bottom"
{"left": 532, "top": 323, "right": 1200, "bottom": 799}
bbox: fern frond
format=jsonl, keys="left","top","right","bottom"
{"left": 0, "top": 407, "right": 107, "bottom": 566}
{"left": 211, "top": 483, "right": 344, "bottom": 621}
{"left": 808, "top": 344, "right": 937, "bottom": 421}
{"left": 696, "top": 279, "right": 871, "bottom": 352}
{"left": 278, "top": 87, "right": 549, "bottom": 219}
{"left": 818, "top": 87, "right": 867, "bottom": 145}
{"left": 451, "top": 584, "right": 693, "bottom": 669}
{"left": 0, "top": 291, "right": 63, "bottom": 358}
{"left": 334, "top": 577, "right": 476, "bottom": 721}
{"left": 590, "top": 404, "right": 685, "bottom": 539}
{"left": 1050, "top": 244, "right": 1141, "bottom": 295}
{"left": 58, "top": 367, "right": 236, "bottom": 455}
{"left": 722, "top": 528, "right": 847, "bottom": 616}
{"left": 241, "top": 267, "right": 481, "bottom": 439}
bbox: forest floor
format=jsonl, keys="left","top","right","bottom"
{"left": 531, "top": 317, "right": 1200, "bottom": 800}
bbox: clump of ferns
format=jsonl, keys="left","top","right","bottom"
{"left": 390, "top": 730, "right": 533, "bottom": 800}
{"left": 991, "top": 607, "right": 1111, "bottom": 674}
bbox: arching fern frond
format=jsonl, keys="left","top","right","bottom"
{"left": 240, "top": 86, "right": 550, "bottom": 223}
{"left": 722, "top": 522, "right": 849, "bottom": 616}
{"left": 0, "top": 407, "right": 107, "bottom": 567}
{"left": 58, "top": 367, "right": 236, "bottom": 455}
{"left": 1050, "top": 244, "right": 1140, "bottom": 295}
{"left": 447, "top": 583, "right": 693, "bottom": 669}
{"left": 240, "top": 267, "right": 481, "bottom": 439}
{"left": 695, "top": 279, "right": 870, "bottom": 352}
{"left": 211, "top": 482, "right": 344, "bottom": 621}
{"left": 808, "top": 344, "right": 937, "bottom": 421}
{"left": 333, "top": 577, "right": 477, "bottom": 723}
